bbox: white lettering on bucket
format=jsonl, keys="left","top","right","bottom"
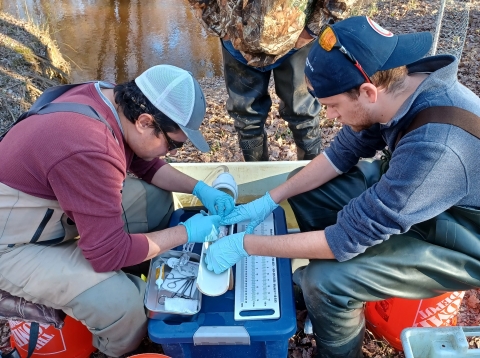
{"left": 9, "top": 320, "right": 60, "bottom": 351}
{"left": 413, "top": 291, "right": 465, "bottom": 328}
{"left": 10, "top": 321, "right": 30, "bottom": 347}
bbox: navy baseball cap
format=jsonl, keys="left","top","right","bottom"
{"left": 305, "top": 16, "right": 433, "bottom": 98}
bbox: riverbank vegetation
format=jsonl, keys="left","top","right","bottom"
{"left": 0, "top": 11, "right": 69, "bottom": 134}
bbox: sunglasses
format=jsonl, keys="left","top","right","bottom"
{"left": 318, "top": 25, "right": 372, "bottom": 85}
{"left": 161, "top": 129, "right": 184, "bottom": 151}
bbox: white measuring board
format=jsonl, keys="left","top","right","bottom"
{"left": 234, "top": 213, "right": 280, "bottom": 321}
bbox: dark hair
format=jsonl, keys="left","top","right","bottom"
{"left": 113, "top": 80, "right": 180, "bottom": 136}
{"left": 345, "top": 66, "right": 409, "bottom": 100}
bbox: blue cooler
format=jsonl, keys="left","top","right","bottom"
{"left": 148, "top": 207, "right": 297, "bottom": 358}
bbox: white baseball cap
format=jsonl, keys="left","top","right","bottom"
{"left": 135, "top": 64, "right": 210, "bottom": 152}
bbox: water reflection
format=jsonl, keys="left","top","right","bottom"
{"left": 1, "top": 0, "right": 223, "bottom": 83}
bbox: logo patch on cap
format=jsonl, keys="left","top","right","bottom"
{"left": 367, "top": 17, "right": 394, "bottom": 37}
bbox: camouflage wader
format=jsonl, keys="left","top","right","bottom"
{"left": 188, "top": 0, "right": 358, "bottom": 161}
{"left": 222, "top": 40, "right": 322, "bottom": 161}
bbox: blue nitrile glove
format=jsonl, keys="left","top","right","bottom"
{"left": 193, "top": 181, "right": 235, "bottom": 217}
{"left": 180, "top": 211, "right": 221, "bottom": 243}
{"left": 220, "top": 192, "right": 278, "bottom": 234}
{"left": 205, "top": 232, "right": 248, "bottom": 274}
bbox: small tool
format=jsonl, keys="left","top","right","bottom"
{"left": 162, "top": 271, "right": 197, "bottom": 299}
{"left": 155, "top": 263, "right": 166, "bottom": 289}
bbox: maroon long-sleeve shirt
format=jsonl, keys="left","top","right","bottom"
{"left": 0, "top": 83, "right": 167, "bottom": 272}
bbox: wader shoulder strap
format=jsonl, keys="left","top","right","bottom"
{"left": 0, "top": 82, "right": 115, "bottom": 141}
{"left": 34, "top": 102, "right": 115, "bottom": 135}
{"left": 22, "top": 83, "right": 84, "bottom": 117}
{"left": 394, "top": 106, "right": 480, "bottom": 148}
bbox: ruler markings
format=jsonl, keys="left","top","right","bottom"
{"left": 234, "top": 213, "right": 280, "bottom": 321}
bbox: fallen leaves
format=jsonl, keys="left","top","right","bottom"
{"left": 467, "top": 292, "right": 480, "bottom": 310}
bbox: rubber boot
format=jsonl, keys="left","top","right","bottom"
{"left": 221, "top": 42, "right": 272, "bottom": 162}
{"left": 272, "top": 41, "right": 322, "bottom": 161}
{"left": 293, "top": 283, "right": 363, "bottom": 357}
{"left": 296, "top": 140, "right": 322, "bottom": 160}
{"left": 239, "top": 133, "right": 268, "bottom": 161}
{"left": 293, "top": 284, "right": 307, "bottom": 310}
{"left": 315, "top": 325, "right": 365, "bottom": 358}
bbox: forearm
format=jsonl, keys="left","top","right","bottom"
{"left": 243, "top": 230, "right": 335, "bottom": 260}
{"left": 144, "top": 225, "right": 188, "bottom": 260}
{"left": 269, "top": 153, "right": 339, "bottom": 203}
{"left": 151, "top": 164, "right": 198, "bottom": 193}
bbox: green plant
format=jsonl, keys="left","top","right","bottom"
{"left": 210, "top": 141, "right": 221, "bottom": 153}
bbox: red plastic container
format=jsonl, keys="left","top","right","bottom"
{"left": 9, "top": 315, "right": 95, "bottom": 358}
{"left": 365, "top": 291, "right": 465, "bottom": 351}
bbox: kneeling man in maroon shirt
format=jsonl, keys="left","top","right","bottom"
{"left": 0, "top": 65, "right": 232, "bottom": 357}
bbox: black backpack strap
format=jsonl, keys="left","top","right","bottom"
{"left": 25, "top": 83, "right": 84, "bottom": 116}
{"left": 4, "top": 83, "right": 85, "bottom": 129}
{"left": 35, "top": 102, "right": 115, "bottom": 137}
{"left": 395, "top": 106, "right": 480, "bottom": 148}
{"left": 0, "top": 82, "right": 116, "bottom": 141}
{"left": 26, "top": 322, "right": 39, "bottom": 358}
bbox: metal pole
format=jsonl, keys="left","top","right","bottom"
{"left": 431, "top": 0, "right": 447, "bottom": 56}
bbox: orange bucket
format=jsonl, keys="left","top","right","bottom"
{"left": 365, "top": 291, "right": 465, "bottom": 351}
{"left": 9, "top": 315, "right": 95, "bottom": 358}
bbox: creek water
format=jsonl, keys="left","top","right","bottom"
{"left": 1, "top": 0, "right": 223, "bottom": 83}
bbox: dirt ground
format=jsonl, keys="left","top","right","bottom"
{"left": 1, "top": 0, "right": 480, "bottom": 356}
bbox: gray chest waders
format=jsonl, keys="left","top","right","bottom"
{"left": 0, "top": 83, "right": 117, "bottom": 358}
{"left": 0, "top": 82, "right": 119, "bottom": 250}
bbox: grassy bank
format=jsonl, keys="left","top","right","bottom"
{"left": 0, "top": 11, "right": 70, "bottom": 134}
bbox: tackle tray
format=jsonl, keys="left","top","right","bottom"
{"left": 402, "top": 326, "right": 480, "bottom": 357}
{"left": 144, "top": 250, "right": 202, "bottom": 321}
